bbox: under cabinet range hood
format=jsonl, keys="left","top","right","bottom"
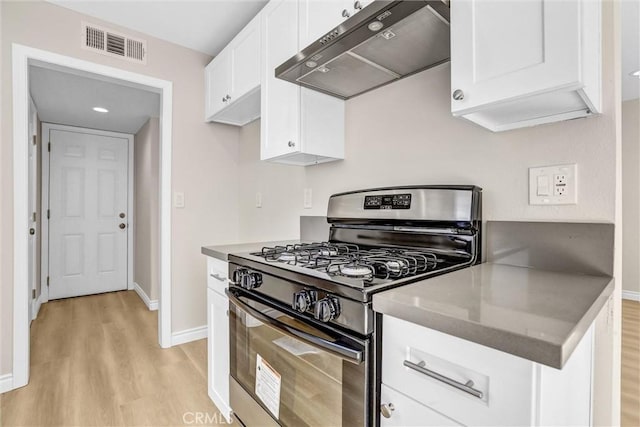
{"left": 275, "top": 0, "right": 450, "bottom": 100}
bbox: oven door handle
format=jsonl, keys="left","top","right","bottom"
{"left": 226, "top": 288, "right": 364, "bottom": 364}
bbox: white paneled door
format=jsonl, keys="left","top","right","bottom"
{"left": 48, "top": 128, "right": 129, "bottom": 299}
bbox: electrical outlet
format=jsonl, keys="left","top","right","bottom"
{"left": 554, "top": 185, "right": 566, "bottom": 196}
{"left": 529, "top": 164, "right": 577, "bottom": 205}
{"left": 554, "top": 174, "right": 567, "bottom": 186}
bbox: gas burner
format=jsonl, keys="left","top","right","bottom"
{"left": 338, "top": 264, "right": 374, "bottom": 278}
{"left": 327, "top": 262, "right": 375, "bottom": 282}
{"left": 277, "top": 252, "right": 297, "bottom": 262}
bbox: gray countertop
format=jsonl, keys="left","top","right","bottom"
{"left": 372, "top": 263, "right": 614, "bottom": 369}
{"left": 201, "top": 240, "right": 301, "bottom": 261}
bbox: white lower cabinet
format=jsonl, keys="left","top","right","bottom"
{"left": 206, "top": 257, "right": 231, "bottom": 422}
{"left": 381, "top": 315, "right": 594, "bottom": 426}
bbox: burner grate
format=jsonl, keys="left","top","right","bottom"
{"left": 254, "top": 242, "right": 444, "bottom": 283}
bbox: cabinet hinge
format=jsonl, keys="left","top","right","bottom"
{"left": 32, "top": 212, "right": 36, "bottom": 222}
{"left": 48, "top": 142, "right": 51, "bottom": 152}
{"left": 47, "top": 209, "right": 50, "bottom": 219}
{"left": 32, "top": 135, "right": 37, "bottom": 146}
{"left": 32, "top": 289, "right": 36, "bottom": 299}
{"left": 46, "top": 276, "right": 50, "bottom": 287}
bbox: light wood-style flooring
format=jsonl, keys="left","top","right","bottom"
{"left": 622, "top": 299, "right": 640, "bottom": 427}
{"left": 2, "top": 292, "right": 639, "bottom": 426}
{"left": 0, "top": 291, "right": 228, "bottom": 426}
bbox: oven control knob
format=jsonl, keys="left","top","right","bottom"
{"left": 238, "top": 270, "right": 262, "bottom": 290}
{"left": 314, "top": 297, "right": 340, "bottom": 322}
{"left": 292, "top": 290, "right": 317, "bottom": 313}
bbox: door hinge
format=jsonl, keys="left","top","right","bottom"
{"left": 32, "top": 212, "right": 36, "bottom": 222}
{"left": 32, "top": 135, "right": 37, "bottom": 146}
{"left": 32, "top": 289, "right": 36, "bottom": 299}
{"left": 48, "top": 142, "right": 51, "bottom": 152}
{"left": 46, "top": 276, "right": 50, "bottom": 287}
{"left": 47, "top": 209, "right": 50, "bottom": 219}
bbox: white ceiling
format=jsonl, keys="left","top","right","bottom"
{"left": 47, "top": 0, "right": 268, "bottom": 56}
{"left": 621, "top": 0, "right": 640, "bottom": 101}
{"left": 30, "top": 65, "right": 160, "bottom": 134}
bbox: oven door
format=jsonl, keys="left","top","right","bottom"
{"left": 227, "top": 287, "right": 370, "bottom": 427}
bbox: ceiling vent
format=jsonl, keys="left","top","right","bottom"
{"left": 82, "top": 22, "right": 147, "bottom": 64}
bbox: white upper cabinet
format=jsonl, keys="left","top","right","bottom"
{"left": 205, "top": 14, "right": 261, "bottom": 126}
{"left": 230, "top": 19, "right": 261, "bottom": 99}
{"left": 451, "top": 0, "right": 601, "bottom": 132}
{"left": 261, "top": 0, "right": 345, "bottom": 166}
{"left": 205, "top": 51, "right": 231, "bottom": 119}
{"left": 261, "top": 0, "right": 301, "bottom": 160}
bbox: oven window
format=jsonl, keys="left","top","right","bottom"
{"left": 229, "top": 300, "right": 366, "bottom": 427}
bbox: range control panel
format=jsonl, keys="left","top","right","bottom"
{"left": 364, "top": 193, "right": 411, "bottom": 210}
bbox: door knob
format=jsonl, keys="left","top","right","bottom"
{"left": 29, "top": 228, "right": 35, "bottom": 235}
{"left": 119, "top": 223, "right": 126, "bottom": 229}
{"left": 119, "top": 212, "right": 125, "bottom": 218}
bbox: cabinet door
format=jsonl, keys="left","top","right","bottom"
{"left": 451, "top": 0, "right": 581, "bottom": 114}
{"left": 261, "top": 0, "right": 301, "bottom": 160}
{"left": 230, "top": 16, "right": 261, "bottom": 101}
{"left": 299, "top": 0, "right": 351, "bottom": 47}
{"left": 205, "top": 51, "right": 231, "bottom": 120}
{"left": 207, "top": 288, "right": 231, "bottom": 422}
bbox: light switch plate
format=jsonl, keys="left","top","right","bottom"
{"left": 174, "top": 192, "right": 185, "bottom": 208}
{"left": 529, "top": 164, "right": 577, "bottom": 205}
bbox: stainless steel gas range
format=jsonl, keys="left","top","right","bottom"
{"left": 226, "top": 186, "right": 482, "bottom": 427}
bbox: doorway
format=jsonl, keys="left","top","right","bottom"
{"left": 11, "top": 44, "right": 174, "bottom": 391}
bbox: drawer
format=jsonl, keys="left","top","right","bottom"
{"left": 382, "top": 315, "right": 535, "bottom": 427}
{"left": 380, "top": 384, "right": 461, "bottom": 427}
{"left": 207, "top": 257, "right": 229, "bottom": 294}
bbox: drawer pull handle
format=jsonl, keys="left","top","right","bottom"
{"left": 403, "top": 360, "right": 484, "bottom": 399}
{"left": 210, "top": 273, "right": 226, "bottom": 282}
{"left": 380, "top": 402, "right": 395, "bottom": 418}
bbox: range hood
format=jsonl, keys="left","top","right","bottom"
{"left": 275, "top": 0, "right": 450, "bottom": 100}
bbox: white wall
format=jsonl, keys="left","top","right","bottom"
{"left": 238, "top": 120, "right": 306, "bottom": 242}
{"left": 0, "top": 1, "right": 242, "bottom": 375}
{"left": 134, "top": 117, "right": 160, "bottom": 301}
{"left": 622, "top": 99, "right": 640, "bottom": 297}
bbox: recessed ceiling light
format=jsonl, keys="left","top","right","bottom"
{"left": 630, "top": 70, "right": 640, "bottom": 78}
{"left": 93, "top": 107, "right": 109, "bottom": 113}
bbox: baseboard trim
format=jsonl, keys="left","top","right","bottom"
{"left": 622, "top": 290, "right": 640, "bottom": 301}
{"left": 133, "top": 282, "right": 158, "bottom": 311}
{"left": 171, "top": 325, "right": 207, "bottom": 346}
{"left": 31, "top": 292, "right": 46, "bottom": 320}
{"left": 0, "top": 373, "right": 13, "bottom": 394}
